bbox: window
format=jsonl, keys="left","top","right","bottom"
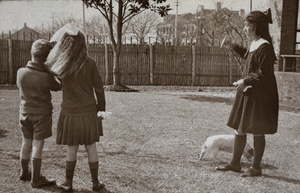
{"left": 296, "top": 3, "right": 300, "bottom": 53}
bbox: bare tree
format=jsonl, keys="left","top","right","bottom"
{"left": 197, "top": 6, "right": 246, "bottom": 73}
{"left": 84, "top": 15, "right": 131, "bottom": 44}
{"left": 128, "top": 11, "right": 161, "bottom": 45}
{"left": 82, "top": 0, "right": 171, "bottom": 89}
{"left": 34, "top": 16, "right": 82, "bottom": 39}
{"left": 86, "top": 15, "right": 109, "bottom": 36}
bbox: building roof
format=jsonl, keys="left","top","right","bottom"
{"left": 5, "top": 23, "right": 39, "bottom": 40}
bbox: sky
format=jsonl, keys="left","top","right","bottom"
{"left": 0, "top": 0, "right": 269, "bottom": 33}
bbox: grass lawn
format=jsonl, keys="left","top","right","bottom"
{"left": 0, "top": 87, "right": 300, "bottom": 193}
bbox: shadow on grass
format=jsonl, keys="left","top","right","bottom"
{"left": 36, "top": 185, "right": 114, "bottom": 193}
{"left": 191, "top": 160, "right": 278, "bottom": 170}
{"left": 261, "top": 163, "right": 278, "bottom": 170}
{"left": 104, "top": 85, "right": 138, "bottom": 92}
{"left": 181, "top": 94, "right": 300, "bottom": 114}
{"left": 192, "top": 160, "right": 300, "bottom": 185}
{"left": 0, "top": 128, "right": 8, "bottom": 138}
{"left": 263, "top": 174, "right": 300, "bottom": 185}
{"left": 181, "top": 95, "right": 234, "bottom": 105}
{"left": 73, "top": 187, "right": 114, "bottom": 193}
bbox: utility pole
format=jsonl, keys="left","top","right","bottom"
{"left": 174, "top": 0, "right": 179, "bottom": 46}
{"left": 83, "top": 1, "right": 86, "bottom": 33}
{"left": 250, "top": 0, "right": 252, "bottom": 12}
{"left": 52, "top": 12, "right": 54, "bottom": 33}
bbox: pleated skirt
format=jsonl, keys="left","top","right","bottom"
{"left": 56, "top": 112, "right": 103, "bottom": 145}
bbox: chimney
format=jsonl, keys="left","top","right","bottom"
{"left": 24, "top": 22, "right": 27, "bottom": 28}
{"left": 200, "top": 5, "right": 204, "bottom": 12}
{"left": 239, "top": 9, "right": 245, "bottom": 18}
{"left": 216, "top": 2, "right": 221, "bottom": 12}
{"left": 196, "top": 5, "right": 205, "bottom": 17}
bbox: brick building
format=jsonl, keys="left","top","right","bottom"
{"left": 156, "top": 13, "right": 195, "bottom": 45}
{"left": 156, "top": 2, "right": 245, "bottom": 46}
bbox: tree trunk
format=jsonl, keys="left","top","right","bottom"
{"left": 113, "top": 51, "right": 121, "bottom": 85}
{"left": 110, "top": 0, "right": 123, "bottom": 86}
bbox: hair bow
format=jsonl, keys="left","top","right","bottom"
{"left": 263, "top": 8, "right": 273, "bottom": 24}
{"left": 50, "top": 24, "right": 80, "bottom": 42}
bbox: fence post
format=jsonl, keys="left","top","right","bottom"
{"left": 104, "top": 43, "right": 109, "bottom": 85}
{"left": 8, "top": 37, "right": 14, "bottom": 84}
{"left": 191, "top": 46, "right": 196, "bottom": 86}
{"left": 149, "top": 44, "right": 153, "bottom": 85}
{"left": 229, "top": 53, "right": 233, "bottom": 85}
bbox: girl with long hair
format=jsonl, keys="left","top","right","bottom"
{"left": 45, "top": 24, "right": 106, "bottom": 191}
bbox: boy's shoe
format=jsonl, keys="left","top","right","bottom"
{"left": 241, "top": 167, "right": 262, "bottom": 177}
{"left": 31, "top": 175, "right": 56, "bottom": 188}
{"left": 216, "top": 164, "right": 241, "bottom": 172}
{"left": 57, "top": 180, "right": 73, "bottom": 192}
{"left": 92, "top": 181, "right": 105, "bottom": 191}
{"left": 20, "top": 172, "right": 31, "bottom": 181}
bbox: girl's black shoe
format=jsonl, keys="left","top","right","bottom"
{"left": 92, "top": 181, "right": 105, "bottom": 191}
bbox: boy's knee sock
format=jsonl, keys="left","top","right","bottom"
{"left": 65, "top": 161, "right": 76, "bottom": 182}
{"left": 32, "top": 158, "right": 42, "bottom": 182}
{"left": 88, "top": 162, "right": 99, "bottom": 183}
{"left": 231, "top": 134, "right": 246, "bottom": 166}
{"left": 21, "top": 159, "right": 30, "bottom": 174}
{"left": 252, "top": 135, "right": 265, "bottom": 170}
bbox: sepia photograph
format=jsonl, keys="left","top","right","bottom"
{"left": 0, "top": 0, "right": 300, "bottom": 192}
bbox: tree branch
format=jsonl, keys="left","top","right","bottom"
{"left": 123, "top": 9, "right": 147, "bottom": 24}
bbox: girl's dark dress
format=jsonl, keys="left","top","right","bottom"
{"left": 56, "top": 57, "right": 106, "bottom": 145}
{"left": 227, "top": 40, "right": 279, "bottom": 134}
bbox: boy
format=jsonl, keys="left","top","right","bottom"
{"left": 16, "top": 39, "right": 61, "bottom": 188}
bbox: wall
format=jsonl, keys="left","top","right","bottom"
{"left": 275, "top": 72, "right": 300, "bottom": 108}
{"left": 278, "top": 0, "right": 299, "bottom": 71}
{"left": 268, "top": 0, "right": 283, "bottom": 68}
{"left": 271, "top": 0, "right": 300, "bottom": 108}
{"left": 279, "top": 0, "right": 298, "bottom": 55}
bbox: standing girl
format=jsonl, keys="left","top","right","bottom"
{"left": 216, "top": 9, "right": 279, "bottom": 177}
{"left": 45, "top": 24, "right": 106, "bottom": 191}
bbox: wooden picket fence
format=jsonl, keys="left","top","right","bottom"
{"left": 0, "top": 40, "right": 33, "bottom": 84}
{"left": 0, "top": 40, "right": 9, "bottom": 84}
{"left": 0, "top": 39, "right": 242, "bottom": 86}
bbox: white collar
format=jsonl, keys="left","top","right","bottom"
{"left": 249, "top": 38, "right": 269, "bottom": 52}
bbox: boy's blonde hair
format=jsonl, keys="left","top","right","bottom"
{"left": 31, "top": 39, "right": 53, "bottom": 61}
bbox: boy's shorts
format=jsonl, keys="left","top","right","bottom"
{"left": 19, "top": 113, "right": 52, "bottom": 140}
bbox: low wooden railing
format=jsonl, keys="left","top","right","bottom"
{"left": 281, "top": 54, "right": 300, "bottom": 72}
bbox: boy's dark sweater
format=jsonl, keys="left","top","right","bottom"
{"left": 17, "top": 61, "right": 61, "bottom": 114}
